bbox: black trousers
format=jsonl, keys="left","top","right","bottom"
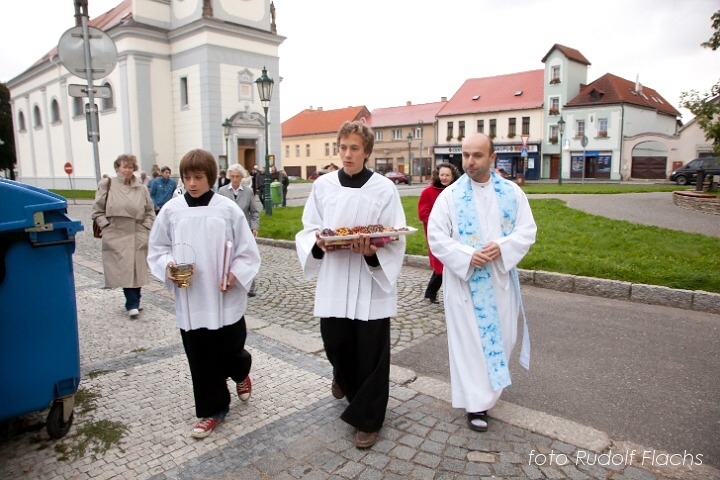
{"left": 424, "top": 272, "right": 443, "bottom": 300}
{"left": 180, "top": 317, "right": 252, "bottom": 418}
{"left": 320, "top": 317, "right": 390, "bottom": 432}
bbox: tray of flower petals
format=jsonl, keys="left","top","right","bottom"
{"left": 320, "top": 225, "right": 416, "bottom": 250}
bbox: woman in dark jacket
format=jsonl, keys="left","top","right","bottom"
{"left": 417, "top": 162, "right": 460, "bottom": 303}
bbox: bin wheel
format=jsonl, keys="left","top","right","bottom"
{"left": 47, "top": 401, "right": 74, "bottom": 439}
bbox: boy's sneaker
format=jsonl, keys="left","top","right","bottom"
{"left": 191, "top": 417, "right": 220, "bottom": 439}
{"left": 236, "top": 376, "right": 252, "bottom": 401}
{"left": 127, "top": 308, "right": 140, "bottom": 319}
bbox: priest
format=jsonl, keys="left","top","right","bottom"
{"left": 427, "top": 133, "right": 537, "bottom": 432}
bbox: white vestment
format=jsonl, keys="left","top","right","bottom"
{"left": 295, "top": 171, "right": 406, "bottom": 320}
{"left": 147, "top": 194, "right": 261, "bottom": 331}
{"left": 428, "top": 179, "right": 536, "bottom": 412}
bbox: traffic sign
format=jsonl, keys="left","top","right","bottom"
{"left": 521, "top": 147, "right": 528, "bottom": 158}
{"left": 64, "top": 162, "right": 73, "bottom": 175}
{"left": 68, "top": 84, "right": 113, "bottom": 99}
{"left": 57, "top": 26, "right": 118, "bottom": 80}
{"left": 521, "top": 134, "right": 529, "bottom": 148}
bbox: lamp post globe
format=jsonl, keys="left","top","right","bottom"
{"left": 557, "top": 116, "right": 566, "bottom": 185}
{"left": 255, "top": 67, "right": 274, "bottom": 216}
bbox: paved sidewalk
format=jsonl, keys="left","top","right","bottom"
{"left": 1, "top": 202, "right": 718, "bottom": 479}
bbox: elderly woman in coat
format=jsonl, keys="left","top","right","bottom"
{"left": 92, "top": 154, "right": 155, "bottom": 318}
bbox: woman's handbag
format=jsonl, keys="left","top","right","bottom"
{"left": 93, "top": 178, "right": 111, "bottom": 238}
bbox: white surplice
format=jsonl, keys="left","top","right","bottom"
{"left": 147, "top": 194, "right": 261, "bottom": 331}
{"left": 427, "top": 178, "right": 536, "bottom": 412}
{"left": 295, "top": 171, "right": 406, "bottom": 321}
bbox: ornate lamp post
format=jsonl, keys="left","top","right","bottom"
{"left": 255, "top": 67, "right": 274, "bottom": 216}
{"left": 406, "top": 132, "right": 414, "bottom": 185}
{"left": 222, "top": 117, "right": 231, "bottom": 169}
{"left": 557, "top": 116, "right": 566, "bottom": 185}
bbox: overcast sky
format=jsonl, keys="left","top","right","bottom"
{"left": 2, "top": 0, "right": 718, "bottom": 123}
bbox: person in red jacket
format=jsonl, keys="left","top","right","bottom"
{"left": 417, "top": 162, "right": 460, "bottom": 303}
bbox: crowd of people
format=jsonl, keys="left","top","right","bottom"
{"left": 90, "top": 125, "right": 536, "bottom": 447}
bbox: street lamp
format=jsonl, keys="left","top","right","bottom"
{"left": 222, "top": 117, "right": 231, "bottom": 166}
{"left": 255, "top": 66, "right": 274, "bottom": 216}
{"left": 557, "top": 116, "right": 566, "bottom": 185}
{"left": 406, "top": 131, "right": 413, "bottom": 185}
{"left": 417, "top": 121, "right": 424, "bottom": 182}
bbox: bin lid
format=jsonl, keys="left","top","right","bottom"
{"left": 0, "top": 179, "right": 80, "bottom": 233}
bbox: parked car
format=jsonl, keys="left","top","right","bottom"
{"left": 308, "top": 169, "right": 329, "bottom": 181}
{"left": 670, "top": 157, "right": 719, "bottom": 185}
{"left": 384, "top": 171, "right": 410, "bottom": 184}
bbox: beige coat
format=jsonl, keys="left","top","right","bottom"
{"left": 92, "top": 174, "right": 155, "bottom": 288}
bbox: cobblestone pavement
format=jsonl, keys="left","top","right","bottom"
{"left": 1, "top": 202, "right": 717, "bottom": 480}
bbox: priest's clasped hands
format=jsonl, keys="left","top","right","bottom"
{"left": 470, "top": 241, "right": 501, "bottom": 268}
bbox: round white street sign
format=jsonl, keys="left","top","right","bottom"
{"left": 58, "top": 26, "right": 118, "bottom": 80}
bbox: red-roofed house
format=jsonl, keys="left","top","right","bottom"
{"left": 280, "top": 106, "right": 370, "bottom": 179}
{"left": 435, "top": 70, "right": 544, "bottom": 179}
{"left": 8, "top": 0, "right": 283, "bottom": 189}
{"left": 367, "top": 100, "right": 447, "bottom": 183}
{"left": 542, "top": 44, "right": 681, "bottom": 181}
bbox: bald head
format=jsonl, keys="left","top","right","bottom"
{"left": 461, "top": 133, "right": 496, "bottom": 183}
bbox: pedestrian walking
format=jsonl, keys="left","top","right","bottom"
{"left": 417, "top": 162, "right": 460, "bottom": 303}
{"left": 295, "top": 120, "right": 406, "bottom": 449}
{"left": 218, "top": 163, "right": 259, "bottom": 297}
{"left": 91, "top": 154, "right": 155, "bottom": 319}
{"left": 150, "top": 166, "right": 177, "bottom": 213}
{"left": 148, "top": 149, "right": 261, "bottom": 439}
{"left": 427, "top": 133, "right": 536, "bottom": 432}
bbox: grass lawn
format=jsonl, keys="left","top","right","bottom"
{"left": 255, "top": 196, "right": 719, "bottom": 294}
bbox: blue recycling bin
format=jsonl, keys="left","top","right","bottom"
{"left": 0, "top": 179, "right": 83, "bottom": 438}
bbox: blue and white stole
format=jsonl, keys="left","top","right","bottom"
{"left": 451, "top": 171, "right": 530, "bottom": 391}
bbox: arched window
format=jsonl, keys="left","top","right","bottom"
{"left": 101, "top": 82, "right": 114, "bottom": 111}
{"left": 33, "top": 105, "right": 42, "bottom": 128}
{"left": 73, "top": 97, "right": 83, "bottom": 118}
{"left": 50, "top": 99, "right": 61, "bottom": 123}
{"left": 17, "top": 111, "right": 26, "bottom": 131}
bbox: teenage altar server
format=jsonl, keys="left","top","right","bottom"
{"left": 295, "top": 120, "right": 406, "bottom": 449}
{"left": 148, "top": 149, "right": 260, "bottom": 440}
{"left": 427, "top": 133, "right": 536, "bottom": 433}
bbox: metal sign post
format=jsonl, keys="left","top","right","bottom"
{"left": 57, "top": 1, "right": 118, "bottom": 184}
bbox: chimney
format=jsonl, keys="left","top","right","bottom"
{"left": 406, "top": 101, "right": 412, "bottom": 106}
{"left": 635, "top": 74, "right": 642, "bottom": 94}
{"left": 441, "top": 97, "right": 448, "bottom": 102}
{"left": 318, "top": 107, "right": 323, "bottom": 111}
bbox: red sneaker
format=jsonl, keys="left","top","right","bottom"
{"left": 192, "top": 417, "right": 220, "bottom": 439}
{"left": 236, "top": 376, "right": 252, "bottom": 401}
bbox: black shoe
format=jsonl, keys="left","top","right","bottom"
{"left": 468, "top": 411, "right": 488, "bottom": 432}
{"left": 424, "top": 296, "right": 439, "bottom": 304}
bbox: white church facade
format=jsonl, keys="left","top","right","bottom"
{"left": 8, "top": 0, "right": 284, "bottom": 189}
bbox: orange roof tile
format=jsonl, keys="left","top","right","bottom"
{"left": 566, "top": 73, "right": 681, "bottom": 117}
{"left": 281, "top": 106, "right": 370, "bottom": 136}
{"left": 438, "top": 70, "right": 544, "bottom": 116}
{"left": 541, "top": 44, "right": 591, "bottom": 65}
{"left": 368, "top": 100, "right": 447, "bottom": 128}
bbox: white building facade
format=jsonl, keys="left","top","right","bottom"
{"left": 9, "top": 0, "right": 284, "bottom": 189}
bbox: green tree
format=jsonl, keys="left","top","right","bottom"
{"left": 680, "top": 10, "right": 720, "bottom": 156}
{"left": 0, "top": 83, "right": 16, "bottom": 180}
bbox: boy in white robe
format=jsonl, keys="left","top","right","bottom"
{"left": 428, "top": 133, "right": 536, "bottom": 432}
{"left": 148, "top": 149, "right": 261, "bottom": 439}
{"left": 296, "top": 121, "right": 406, "bottom": 449}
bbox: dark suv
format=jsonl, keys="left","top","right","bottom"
{"left": 670, "top": 157, "right": 719, "bottom": 185}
